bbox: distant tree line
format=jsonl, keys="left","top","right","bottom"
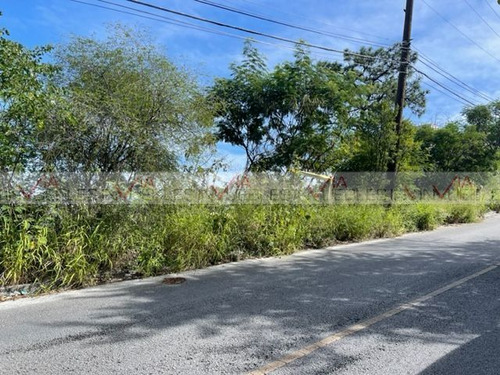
{"left": 1, "top": 22, "right": 499, "bottom": 174}
{"left": 0, "top": 20, "right": 495, "bottom": 290}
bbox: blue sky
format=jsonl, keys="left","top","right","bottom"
{"left": 2, "top": 0, "right": 500, "bottom": 170}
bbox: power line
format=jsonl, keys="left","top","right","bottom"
{"left": 417, "top": 56, "right": 494, "bottom": 102}
{"left": 75, "top": 0, "right": 413, "bottom": 68}
{"left": 463, "top": 0, "right": 500, "bottom": 38}
{"left": 71, "top": 0, "right": 342, "bottom": 61}
{"left": 223, "top": 0, "right": 392, "bottom": 42}
{"left": 71, "top": 0, "right": 252, "bottom": 40}
{"left": 208, "top": 0, "right": 494, "bottom": 104}
{"left": 421, "top": 79, "right": 475, "bottom": 106}
{"left": 484, "top": 0, "right": 500, "bottom": 22}
{"left": 421, "top": 0, "right": 500, "bottom": 64}
{"left": 73, "top": 0, "right": 409, "bottom": 66}
{"left": 71, "top": 0, "right": 489, "bottom": 109}
{"left": 412, "top": 44, "right": 494, "bottom": 102}
{"left": 191, "top": 0, "right": 493, "bottom": 104}
{"left": 415, "top": 68, "right": 478, "bottom": 106}
{"left": 124, "top": 0, "right": 404, "bottom": 64}
{"left": 192, "top": 0, "right": 390, "bottom": 48}
{"left": 194, "top": 0, "right": 494, "bottom": 104}
{"left": 414, "top": 47, "right": 487, "bottom": 99}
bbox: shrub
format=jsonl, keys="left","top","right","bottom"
{"left": 0, "top": 200, "right": 487, "bottom": 289}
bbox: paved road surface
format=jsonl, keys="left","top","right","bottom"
{"left": 1, "top": 214, "right": 500, "bottom": 374}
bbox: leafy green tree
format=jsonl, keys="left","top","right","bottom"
{"left": 343, "top": 43, "right": 427, "bottom": 116}
{"left": 211, "top": 42, "right": 269, "bottom": 170}
{"left": 416, "top": 102, "right": 500, "bottom": 172}
{"left": 342, "top": 44, "right": 428, "bottom": 172}
{"left": 463, "top": 101, "right": 500, "bottom": 149}
{"left": 0, "top": 22, "right": 56, "bottom": 171}
{"left": 343, "top": 102, "right": 396, "bottom": 171}
{"left": 212, "top": 42, "right": 357, "bottom": 172}
{"left": 41, "top": 25, "right": 213, "bottom": 172}
{"left": 416, "top": 122, "right": 497, "bottom": 172}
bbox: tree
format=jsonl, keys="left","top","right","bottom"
{"left": 416, "top": 101, "right": 500, "bottom": 173}
{"left": 463, "top": 101, "right": 500, "bottom": 149}
{"left": 342, "top": 44, "right": 429, "bottom": 172}
{"left": 415, "top": 122, "right": 498, "bottom": 172}
{"left": 41, "top": 25, "right": 213, "bottom": 172}
{"left": 211, "top": 42, "right": 269, "bottom": 170}
{"left": 343, "top": 44, "right": 427, "bottom": 116}
{"left": 212, "top": 42, "right": 357, "bottom": 172}
{"left": 0, "top": 21, "right": 56, "bottom": 171}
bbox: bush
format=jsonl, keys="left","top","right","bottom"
{"left": 413, "top": 203, "right": 446, "bottom": 231}
{"left": 444, "top": 203, "right": 485, "bottom": 224}
{"left": 0, "top": 201, "right": 487, "bottom": 289}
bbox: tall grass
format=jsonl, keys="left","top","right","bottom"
{"left": 0, "top": 201, "right": 488, "bottom": 289}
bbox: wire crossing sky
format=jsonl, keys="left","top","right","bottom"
{"left": 2, "top": 0, "right": 500, "bottom": 168}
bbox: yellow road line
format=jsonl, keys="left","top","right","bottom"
{"left": 248, "top": 263, "right": 499, "bottom": 375}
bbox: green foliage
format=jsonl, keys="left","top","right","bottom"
{"left": 444, "top": 203, "right": 484, "bottom": 224}
{"left": 212, "top": 41, "right": 357, "bottom": 172}
{"left": 0, "top": 25, "right": 56, "bottom": 171}
{"left": 1, "top": 201, "right": 486, "bottom": 289}
{"left": 342, "top": 44, "right": 428, "bottom": 172}
{"left": 232, "top": 204, "right": 306, "bottom": 256}
{"left": 213, "top": 42, "right": 430, "bottom": 172}
{"left": 0, "top": 205, "right": 111, "bottom": 287}
{"left": 412, "top": 203, "right": 446, "bottom": 231}
{"left": 41, "top": 24, "right": 214, "bottom": 172}
{"left": 344, "top": 101, "right": 397, "bottom": 171}
{"left": 416, "top": 122, "right": 498, "bottom": 172}
{"left": 463, "top": 102, "right": 500, "bottom": 169}
{"left": 343, "top": 43, "right": 428, "bottom": 116}
{"left": 0, "top": 25, "right": 497, "bottom": 294}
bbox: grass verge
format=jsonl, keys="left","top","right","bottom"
{"left": 0, "top": 202, "right": 489, "bottom": 290}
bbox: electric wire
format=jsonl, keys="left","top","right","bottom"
{"left": 463, "top": 0, "right": 500, "bottom": 38}
{"left": 70, "top": 0, "right": 342, "bottom": 61}
{"left": 70, "top": 0, "right": 492, "bottom": 108}
{"left": 414, "top": 46, "right": 494, "bottom": 101}
{"left": 417, "top": 57, "right": 494, "bottom": 102}
{"left": 124, "top": 0, "right": 405, "bottom": 63}
{"left": 190, "top": 0, "right": 492, "bottom": 102}
{"left": 222, "top": 0, "right": 392, "bottom": 41}
{"left": 192, "top": 0, "right": 390, "bottom": 48}
{"left": 484, "top": 0, "right": 500, "bottom": 22}
{"left": 421, "top": 79, "right": 476, "bottom": 106}
{"left": 421, "top": 0, "right": 500, "bottom": 63}
{"left": 414, "top": 68, "right": 478, "bottom": 106}
{"left": 71, "top": 0, "right": 259, "bottom": 41}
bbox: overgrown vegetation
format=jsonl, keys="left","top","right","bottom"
{"left": 0, "top": 202, "right": 487, "bottom": 288}
{"left": 0, "top": 21, "right": 498, "bottom": 290}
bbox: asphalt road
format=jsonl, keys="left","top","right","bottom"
{"left": 1, "top": 213, "right": 500, "bottom": 374}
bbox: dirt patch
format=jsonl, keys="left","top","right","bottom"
{"left": 162, "top": 277, "right": 186, "bottom": 285}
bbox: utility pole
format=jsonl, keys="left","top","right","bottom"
{"left": 388, "top": 0, "right": 414, "bottom": 174}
